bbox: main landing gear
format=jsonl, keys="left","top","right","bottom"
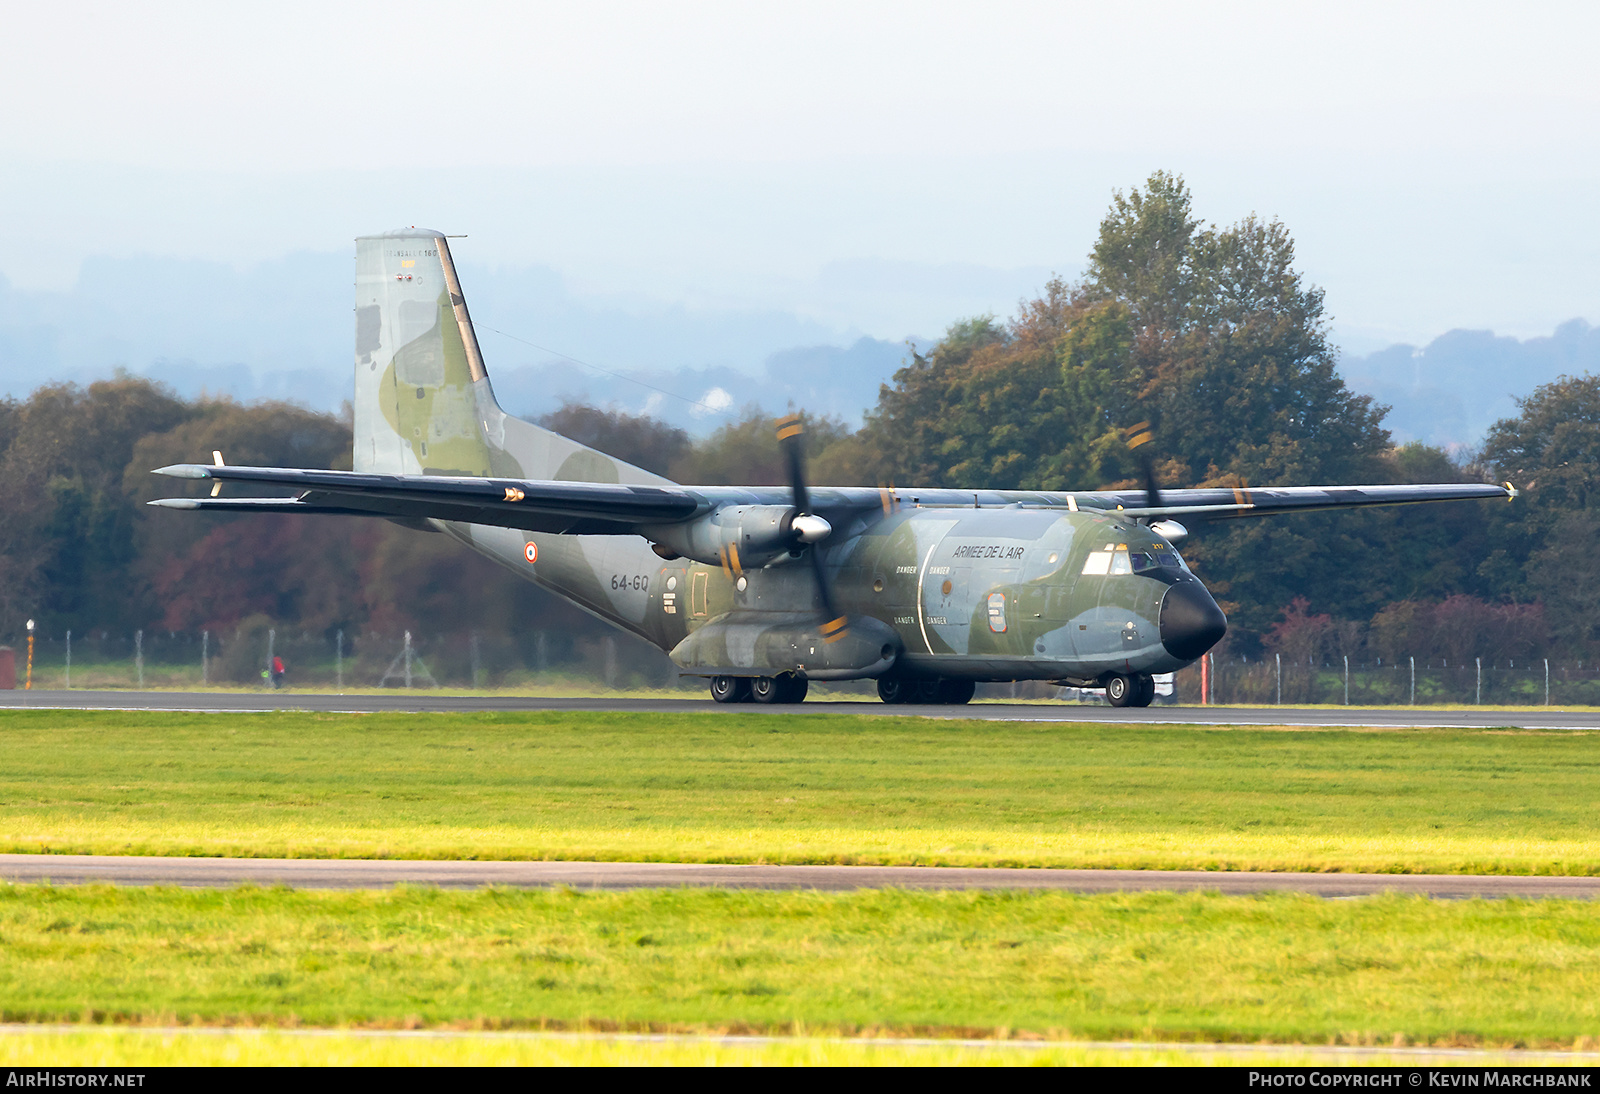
{"left": 709, "top": 673, "right": 808, "bottom": 704}
{"left": 1105, "top": 672, "right": 1156, "bottom": 708}
{"left": 876, "top": 678, "right": 976, "bottom": 705}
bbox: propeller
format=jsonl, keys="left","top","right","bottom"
{"left": 776, "top": 413, "right": 849, "bottom": 644}
{"left": 1123, "top": 421, "right": 1161, "bottom": 510}
{"left": 1123, "top": 422, "right": 1191, "bottom": 542}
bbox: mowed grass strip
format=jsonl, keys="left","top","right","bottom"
{"left": 3, "top": 885, "right": 1600, "bottom": 1047}
{"left": 0, "top": 1030, "right": 1581, "bottom": 1068}
{"left": 2, "top": 710, "right": 1599, "bottom": 873}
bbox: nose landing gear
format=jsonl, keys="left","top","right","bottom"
{"left": 1105, "top": 672, "right": 1156, "bottom": 708}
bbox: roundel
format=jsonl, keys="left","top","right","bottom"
{"left": 524, "top": 541, "right": 538, "bottom": 564}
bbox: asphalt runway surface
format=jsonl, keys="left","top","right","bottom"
{"left": 4, "top": 688, "right": 1600, "bottom": 728}
{"left": 2, "top": 854, "right": 1597, "bottom": 898}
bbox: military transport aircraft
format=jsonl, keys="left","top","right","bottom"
{"left": 149, "top": 230, "right": 1514, "bottom": 707}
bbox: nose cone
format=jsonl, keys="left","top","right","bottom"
{"left": 1159, "top": 581, "right": 1227, "bottom": 661}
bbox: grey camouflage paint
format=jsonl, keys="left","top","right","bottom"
{"left": 352, "top": 229, "right": 1203, "bottom": 685}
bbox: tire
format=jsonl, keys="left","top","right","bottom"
{"left": 710, "top": 675, "right": 751, "bottom": 703}
{"left": 877, "top": 678, "right": 910, "bottom": 704}
{"left": 751, "top": 676, "right": 781, "bottom": 704}
{"left": 1105, "top": 674, "right": 1135, "bottom": 707}
{"left": 913, "top": 680, "right": 942, "bottom": 704}
{"left": 1132, "top": 674, "right": 1156, "bottom": 708}
{"left": 782, "top": 675, "right": 809, "bottom": 704}
{"left": 935, "top": 678, "right": 976, "bottom": 705}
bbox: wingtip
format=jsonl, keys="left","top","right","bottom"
{"left": 153, "top": 464, "right": 211, "bottom": 479}
{"left": 147, "top": 498, "right": 201, "bottom": 509}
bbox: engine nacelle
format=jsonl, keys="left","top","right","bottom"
{"left": 643, "top": 505, "right": 830, "bottom": 571}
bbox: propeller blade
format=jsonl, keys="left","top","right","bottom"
{"left": 776, "top": 413, "right": 811, "bottom": 515}
{"left": 810, "top": 543, "right": 849, "bottom": 644}
{"left": 1123, "top": 421, "right": 1162, "bottom": 511}
{"left": 775, "top": 413, "right": 849, "bottom": 642}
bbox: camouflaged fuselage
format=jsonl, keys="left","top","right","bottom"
{"left": 445, "top": 504, "right": 1202, "bottom": 684}
{"left": 349, "top": 227, "right": 1215, "bottom": 684}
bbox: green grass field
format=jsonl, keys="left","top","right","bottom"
{"left": 3, "top": 884, "right": 1599, "bottom": 1048}
{"left": 9, "top": 1029, "right": 1582, "bottom": 1067}
{"left": 5, "top": 709, "right": 1600, "bottom": 1059}
{"left": 2, "top": 709, "right": 1598, "bottom": 873}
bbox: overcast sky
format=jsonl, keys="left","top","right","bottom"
{"left": 2, "top": 0, "right": 1596, "bottom": 354}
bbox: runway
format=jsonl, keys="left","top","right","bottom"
{"left": 2, "top": 853, "right": 1597, "bottom": 898}
{"left": 3, "top": 688, "right": 1600, "bottom": 729}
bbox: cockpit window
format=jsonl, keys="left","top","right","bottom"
{"left": 1083, "top": 543, "right": 1188, "bottom": 575}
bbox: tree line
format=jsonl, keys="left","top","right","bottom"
{"left": 1, "top": 171, "right": 1594, "bottom": 665}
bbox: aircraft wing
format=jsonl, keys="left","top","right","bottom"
{"left": 148, "top": 463, "right": 704, "bottom": 535}
{"left": 149, "top": 463, "right": 1514, "bottom": 532}
{"left": 1077, "top": 482, "right": 1516, "bottom": 518}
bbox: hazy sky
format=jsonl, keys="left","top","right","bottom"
{"left": 3, "top": 0, "right": 1597, "bottom": 354}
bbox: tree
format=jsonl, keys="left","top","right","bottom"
{"left": 0, "top": 375, "right": 195, "bottom": 637}
{"left": 1479, "top": 373, "right": 1600, "bottom": 610}
{"left": 860, "top": 287, "right": 1129, "bottom": 492}
{"left": 669, "top": 407, "right": 855, "bottom": 486}
{"left": 536, "top": 403, "right": 690, "bottom": 478}
{"left": 853, "top": 171, "right": 1403, "bottom": 638}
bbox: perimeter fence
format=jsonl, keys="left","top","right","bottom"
{"left": 1197, "top": 654, "right": 1590, "bottom": 706}
{"left": 3, "top": 627, "right": 1594, "bottom": 705}
{"left": 0, "top": 625, "right": 692, "bottom": 693}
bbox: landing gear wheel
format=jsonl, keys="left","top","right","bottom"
{"left": 751, "top": 676, "right": 781, "bottom": 703}
{"left": 783, "top": 675, "right": 809, "bottom": 704}
{"left": 1132, "top": 673, "right": 1156, "bottom": 708}
{"left": 1105, "top": 674, "right": 1135, "bottom": 708}
{"left": 935, "top": 678, "right": 976, "bottom": 705}
{"left": 913, "top": 680, "right": 942, "bottom": 704}
{"left": 877, "top": 678, "right": 911, "bottom": 704}
{"left": 710, "top": 675, "right": 752, "bottom": 704}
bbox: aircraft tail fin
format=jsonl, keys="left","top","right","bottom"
{"left": 352, "top": 229, "right": 673, "bottom": 486}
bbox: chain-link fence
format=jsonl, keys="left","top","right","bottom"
{"left": 2, "top": 624, "right": 696, "bottom": 692}
{"left": 5, "top": 627, "right": 1594, "bottom": 704}
{"left": 1186, "top": 655, "right": 1589, "bottom": 706}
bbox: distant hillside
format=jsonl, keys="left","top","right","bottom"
{"left": 489, "top": 336, "right": 913, "bottom": 431}
{"left": 4, "top": 250, "right": 1592, "bottom": 448}
{"left": 1340, "top": 320, "right": 1600, "bottom": 451}
{"left": 0, "top": 255, "right": 909, "bottom": 435}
